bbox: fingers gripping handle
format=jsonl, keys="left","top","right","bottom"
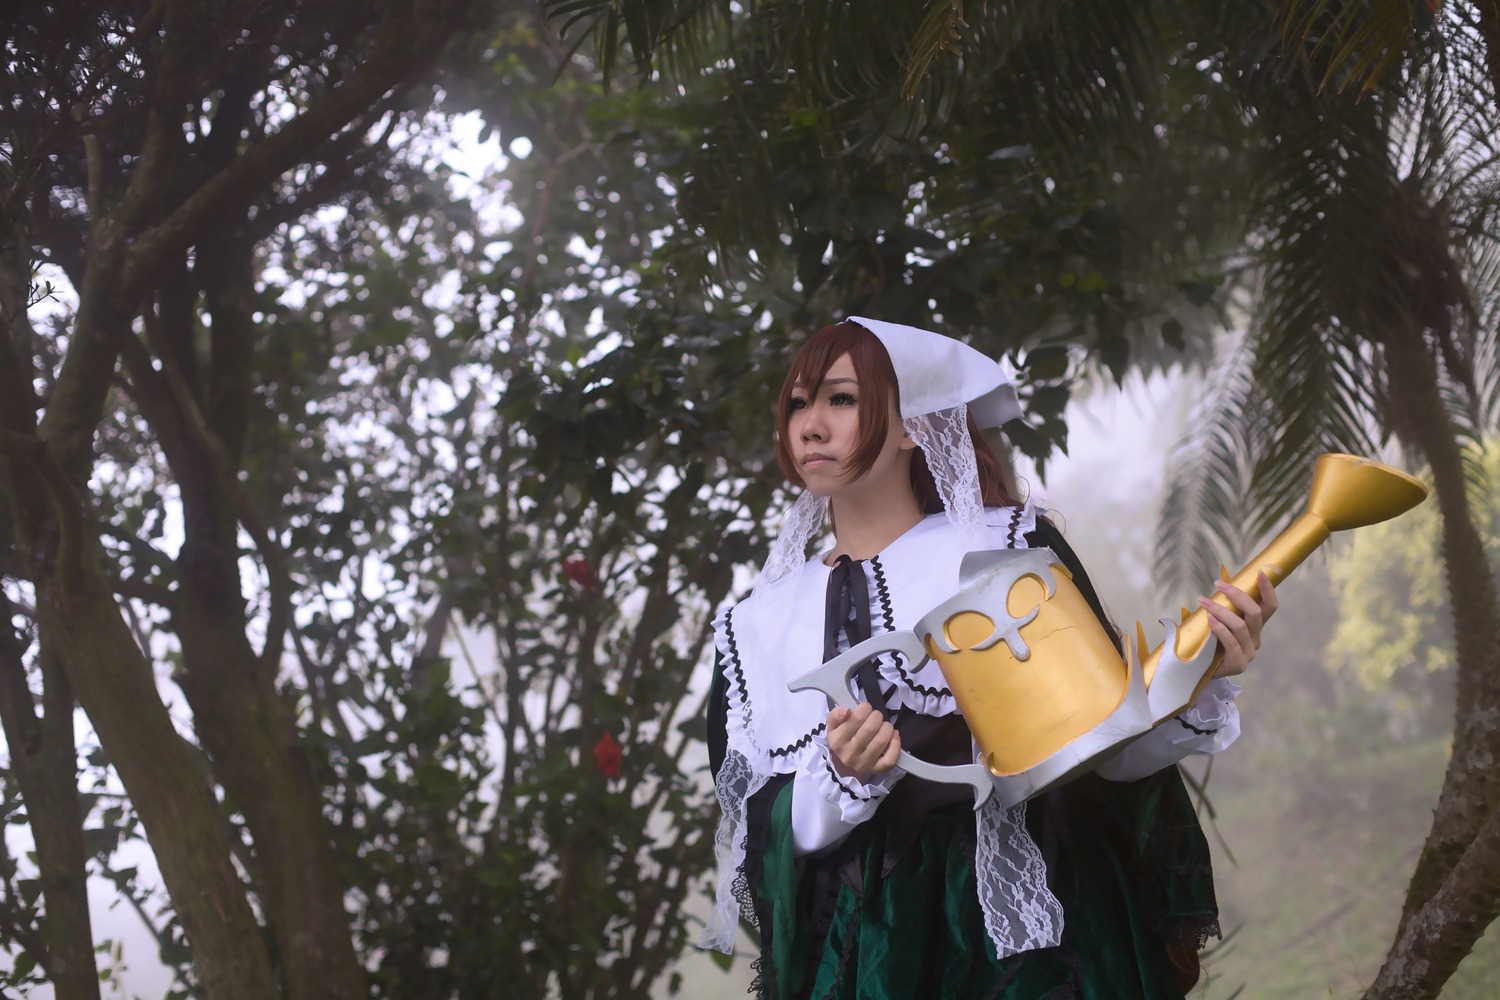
{"left": 787, "top": 631, "right": 995, "bottom": 809}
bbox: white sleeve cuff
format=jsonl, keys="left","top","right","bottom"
{"left": 1165, "top": 677, "right": 1242, "bottom": 751}
{"left": 789, "top": 735, "right": 902, "bottom": 856}
{"left": 1096, "top": 677, "right": 1243, "bottom": 781}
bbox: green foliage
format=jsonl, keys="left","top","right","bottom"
{"left": 1276, "top": 0, "right": 1440, "bottom": 95}
{"left": 1325, "top": 440, "right": 1500, "bottom": 694}
{"left": 1156, "top": 1, "right": 1500, "bottom": 595}
{"left": 0, "top": 773, "right": 48, "bottom": 994}
{"left": 541, "top": 0, "right": 1236, "bottom": 428}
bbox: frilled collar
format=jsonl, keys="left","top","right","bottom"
{"left": 713, "top": 504, "right": 1037, "bottom": 773}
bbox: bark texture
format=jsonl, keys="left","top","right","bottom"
{"left": 0, "top": 603, "right": 100, "bottom": 1000}
{"left": 1372, "top": 319, "right": 1500, "bottom": 997}
{"left": 1366, "top": 802, "right": 1500, "bottom": 998}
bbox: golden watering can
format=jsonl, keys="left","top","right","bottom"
{"left": 790, "top": 454, "right": 1429, "bottom": 809}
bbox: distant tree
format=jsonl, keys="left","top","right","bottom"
{"left": 1322, "top": 441, "right": 1500, "bottom": 732}
{"left": 1154, "top": 8, "right": 1500, "bottom": 996}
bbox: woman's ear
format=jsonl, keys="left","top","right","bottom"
{"left": 890, "top": 399, "right": 918, "bottom": 451}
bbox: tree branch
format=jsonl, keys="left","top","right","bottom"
{"left": 134, "top": 325, "right": 292, "bottom": 670}
{"left": 72, "top": 103, "right": 104, "bottom": 241}
{"left": 0, "top": 429, "right": 90, "bottom": 588}
{"left": 118, "top": 0, "right": 478, "bottom": 304}
{"left": 0, "top": 593, "right": 99, "bottom": 999}
{"left": 246, "top": 97, "right": 406, "bottom": 243}
{"left": 116, "top": 326, "right": 192, "bottom": 473}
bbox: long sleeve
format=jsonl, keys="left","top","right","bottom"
{"left": 790, "top": 733, "right": 902, "bottom": 855}
{"left": 1094, "top": 677, "right": 1242, "bottom": 781}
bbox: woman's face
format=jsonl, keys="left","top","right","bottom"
{"left": 788, "top": 352, "right": 914, "bottom": 497}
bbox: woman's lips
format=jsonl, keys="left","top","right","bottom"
{"left": 801, "top": 454, "right": 836, "bottom": 470}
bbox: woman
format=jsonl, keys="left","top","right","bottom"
{"left": 701, "top": 319, "right": 1276, "bottom": 999}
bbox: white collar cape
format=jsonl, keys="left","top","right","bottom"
{"left": 716, "top": 504, "right": 1038, "bottom": 772}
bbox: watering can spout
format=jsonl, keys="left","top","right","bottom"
{"left": 1141, "top": 454, "right": 1429, "bottom": 714}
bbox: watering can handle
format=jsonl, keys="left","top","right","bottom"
{"left": 788, "top": 631, "right": 995, "bottom": 809}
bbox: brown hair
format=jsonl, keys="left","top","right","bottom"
{"left": 774, "top": 321, "right": 1022, "bottom": 512}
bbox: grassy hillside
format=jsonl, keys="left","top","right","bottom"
{"left": 1193, "top": 729, "right": 1500, "bottom": 998}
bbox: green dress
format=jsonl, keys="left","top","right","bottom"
{"left": 743, "top": 764, "right": 1216, "bottom": 999}
{"left": 706, "top": 522, "right": 1221, "bottom": 1000}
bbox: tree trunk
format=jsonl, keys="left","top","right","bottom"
{"left": 174, "top": 584, "right": 368, "bottom": 1000}
{"left": 152, "top": 231, "right": 366, "bottom": 1000}
{"left": 1376, "top": 320, "right": 1500, "bottom": 991}
{"left": 0, "top": 599, "right": 100, "bottom": 1000}
{"left": 27, "top": 537, "right": 280, "bottom": 999}
{"left": 1365, "top": 802, "right": 1500, "bottom": 998}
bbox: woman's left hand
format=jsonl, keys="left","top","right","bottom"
{"left": 1203, "top": 570, "right": 1279, "bottom": 678}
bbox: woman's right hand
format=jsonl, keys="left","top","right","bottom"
{"left": 826, "top": 703, "right": 901, "bottom": 782}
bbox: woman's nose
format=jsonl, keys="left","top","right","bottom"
{"left": 800, "top": 407, "right": 826, "bottom": 441}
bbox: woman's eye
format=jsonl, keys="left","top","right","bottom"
{"left": 830, "top": 392, "right": 857, "bottom": 407}
{"left": 789, "top": 396, "right": 808, "bottom": 411}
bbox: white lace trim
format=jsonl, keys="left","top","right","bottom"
{"left": 754, "top": 490, "right": 828, "bottom": 594}
{"left": 700, "top": 743, "right": 769, "bottom": 953}
{"left": 975, "top": 790, "right": 1065, "bottom": 958}
{"left": 904, "top": 405, "right": 985, "bottom": 537}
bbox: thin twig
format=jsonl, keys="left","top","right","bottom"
{"left": 71, "top": 104, "right": 104, "bottom": 239}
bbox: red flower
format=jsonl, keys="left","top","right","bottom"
{"left": 593, "top": 732, "right": 622, "bottom": 778}
{"left": 562, "top": 556, "right": 596, "bottom": 592}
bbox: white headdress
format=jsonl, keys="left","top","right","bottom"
{"left": 756, "top": 317, "right": 1022, "bottom": 589}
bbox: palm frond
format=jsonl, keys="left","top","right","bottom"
{"left": 901, "top": 1, "right": 968, "bottom": 101}
{"left": 539, "top": 0, "right": 729, "bottom": 82}
{"left": 1155, "top": 325, "right": 1259, "bottom": 598}
{"left": 1473, "top": 292, "right": 1500, "bottom": 430}
{"left": 1275, "top": 0, "right": 1435, "bottom": 94}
